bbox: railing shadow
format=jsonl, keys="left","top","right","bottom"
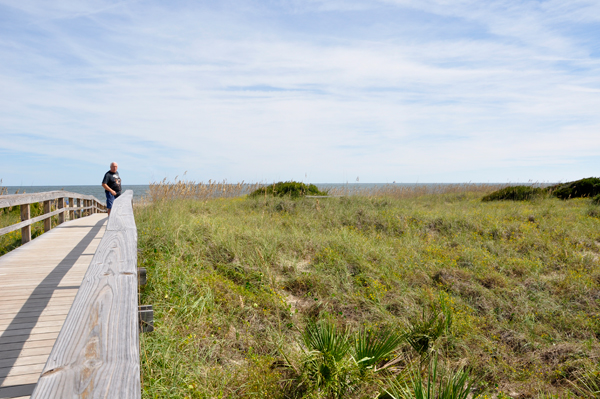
{"left": 0, "top": 217, "right": 107, "bottom": 398}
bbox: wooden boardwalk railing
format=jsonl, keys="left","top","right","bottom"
{"left": 0, "top": 191, "right": 107, "bottom": 244}
{"left": 28, "top": 190, "right": 141, "bottom": 398}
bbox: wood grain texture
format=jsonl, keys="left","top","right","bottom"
{"left": 31, "top": 190, "right": 140, "bottom": 399}
{"left": 43, "top": 201, "right": 51, "bottom": 232}
{"left": 57, "top": 198, "right": 65, "bottom": 225}
{"left": 0, "top": 192, "right": 103, "bottom": 209}
{"left": 0, "top": 214, "right": 108, "bottom": 396}
{"left": 20, "top": 204, "right": 31, "bottom": 245}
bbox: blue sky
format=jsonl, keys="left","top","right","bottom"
{"left": 0, "top": 0, "right": 599, "bottom": 185}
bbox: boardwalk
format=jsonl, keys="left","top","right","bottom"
{"left": 0, "top": 214, "right": 107, "bottom": 399}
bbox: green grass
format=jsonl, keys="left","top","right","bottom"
{"left": 136, "top": 193, "right": 600, "bottom": 398}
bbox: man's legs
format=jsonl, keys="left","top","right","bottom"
{"left": 106, "top": 192, "right": 115, "bottom": 216}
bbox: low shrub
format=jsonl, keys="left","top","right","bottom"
{"left": 591, "top": 194, "right": 600, "bottom": 205}
{"left": 481, "top": 186, "right": 544, "bottom": 202}
{"left": 549, "top": 177, "right": 600, "bottom": 199}
{"left": 249, "top": 181, "right": 327, "bottom": 198}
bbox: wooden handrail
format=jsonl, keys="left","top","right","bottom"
{"left": 0, "top": 190, "right": 107, "bottom": 244}
{"left": 0, "top": 190, "right": 103, "bottom": 208}
{"left": 31, "top": 190, "right": 141, "bottom": 398}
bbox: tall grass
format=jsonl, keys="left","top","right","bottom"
{"left": 147, "top": 179, "right": 262, "bottom": 202}
{"left": 136, "top": 183, "right": 600, "bottom": 398}
{"left": 326, "top": 183, "right": 507, "bottom": 199}
{"left": 146, "top": 179, "right": 513, "bottom": 202}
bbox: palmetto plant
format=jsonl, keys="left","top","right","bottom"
{"left": 300, "top": 320, "right": 353, "bottom": 398}
{"left": 297, "top": 321, "right": 408, "bottom": 398}
{"left": 385, "top": 354, "right": 477, "bottom": 399}
{"left": 353, "top": 327, "right": 405, "bottom": 373}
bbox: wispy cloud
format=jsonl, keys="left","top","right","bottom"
{"left": 0, "top": 0, "right": 599, "bottom": 184}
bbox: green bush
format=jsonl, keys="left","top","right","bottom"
{"left": 590, "top": 194, "right": 600, "bottom": 205}
{"left": 249, "top": 181, "right": 327, "bottom": 198}
{"left": 549, "top": 177, "right": 600, "bottom": 199}
{"left": 481, "top": 186, "right": 544, "bottom": 202}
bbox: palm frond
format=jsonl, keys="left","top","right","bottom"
{"left": 353, "top": 327, "right": 405, "bottom": 372}
{"left": 302, "top": 320, "right": 349, "bottom": 361}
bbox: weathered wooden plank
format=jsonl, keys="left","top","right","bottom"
{"left": 105, "top": 193, "right": 136, "bottom": 232}
{"left": 0, "top": 281, "right": 85, "bottom": 290}
{"left": 0, "top": 316, "right": 68, "bottom": 329}
{"left": 0, "top": 312, "right": 69, "bottom": 323}
{"left": 57, "top": 198, "right": 65, "bottom": 225}
{"left": 0, "top": 319, "right": 68, "bottom": 333}
{"left": 0, "top": 310, "right": 70, "bottom": 322}
{"left": 0, "top": 355, "right": 50, "bottom": 369}
{"left": 0, "top": 320, "right": 66, "bottom": 334}
{"left": 0, "top": 287, "right": 79, "bottom": 296}
{"left": 0, "top": 382, "right": 36, "bottom": 398}
{"left": 0, "top": 206, "right": 106, "bottom": 237}
{"left": 0, "top": 339, "right": 57, "bottom": 353}
{"left": 1, "top": 373, "right": 39, "bottom": 388}
{"left": 31, "top": 190, "right": 140, "bottom": 399}
{"left": 69, "top": 197, "right": 75, "bottom": 221}
{"left": 0, "top": 192, "right": 103, "bottom": 209}
{"left": 0, "top": 332, "right": 60, "bottom": 345}
{"left": 20, "top": 204, "right": 31, "bottom": 244}
{"left": 1, "top": 296, "right": 77, "bottom": 306}
{"left": 0, "top": 291, "right": 76, "bottom": 301}
{"left": 0, "top": 325, "right": 63, "bottom": 338}
{"left": 43, "top": 201, "right": 51, "bottom": 232}
{"left": 0, "top": 304, "right": 74, "bottom": 315}
{"left": 0, "top": 346, "right": 53, "bottom": 361}
{"left": 0, "top": 363, "right": 45, "bottom": 379}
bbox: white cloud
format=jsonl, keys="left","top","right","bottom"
{"left": 0, "top": 0, "right": 599, "bottom": 184}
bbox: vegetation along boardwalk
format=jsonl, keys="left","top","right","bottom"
{"left": 0, "top": 190, "right": 141, "bottom": 399}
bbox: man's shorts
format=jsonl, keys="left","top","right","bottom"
{"left": 106, "top": 192, "right": 115, "bottom": 209}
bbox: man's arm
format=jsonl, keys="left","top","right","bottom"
{"left": 102, "top": 183, "right": 117, "bottom": 196}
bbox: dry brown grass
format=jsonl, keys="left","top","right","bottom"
{"left": 147, "top": 179, "right": 262, "bottom": 202}
{"left": 325, "top": 183, "right": 509, "bottom": 198}
{"left": 148, "top": 180, "right": 510, "bottom": 202}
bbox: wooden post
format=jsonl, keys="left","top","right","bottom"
{"left": 69, "top": 197, "right": 74, "bottom": 220}
{"left": 58, "top": 198, "right": 65, "bottom": 224}
{"left": 43, "top": 200, "right": 51, "bottom": 232}
{"left": 77, "top": 198, "right": 81, "bottom": 218}
{"left": 139, "top": 305, "right": 154, "bottom": 333}
{"left": 20, "top": 203, "right": 31, "bottom": 244}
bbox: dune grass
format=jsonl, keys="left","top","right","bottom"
{"left": 133, "top": 189, "right": 600, "bottom": 398}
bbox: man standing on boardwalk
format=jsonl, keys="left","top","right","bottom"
{"left": 101, "top": 162, "right": 122, "bottom": 216}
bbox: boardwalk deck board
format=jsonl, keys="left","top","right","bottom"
{"left": 31, "top": 190, "right": 141, "bottom": 399}
{"left": 0, "top": 214, "right": 107, "bottom": 398}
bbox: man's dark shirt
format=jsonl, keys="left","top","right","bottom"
{"left": 102, "top": 171, "right": 122, "bottom": 196}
